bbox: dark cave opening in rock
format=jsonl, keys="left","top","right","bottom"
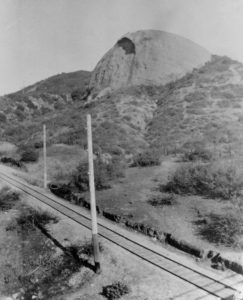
{"left": 117, "top": 37, "right": 136, "bottom": 54}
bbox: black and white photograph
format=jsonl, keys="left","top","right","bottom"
{"left": 0, "top": 1, "right": 243, "bottom": 299}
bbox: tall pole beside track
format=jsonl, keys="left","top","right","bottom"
{"left": 43, "top": 124, "right": 47, "bottom": 189}
{"left": 87, "top": 114, "right": 101, "bottom": 273}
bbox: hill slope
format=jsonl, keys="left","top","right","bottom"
{"left": 146, "top": 55, "right": 243, "bottom": 158}
{"left": 89, "top": 30, "right": 211, "bottom": 91}
{"left": 1, "top": 55, "right": 243, "bottom": 164}
{"left": 0, "top": 70, "right": 90, "bottom": 124}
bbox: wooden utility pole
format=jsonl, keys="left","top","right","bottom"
{"left": 87, "top": 114, "right": 101, "bottom": 273}
{"left": 43, "top": 124, "right": 47, "bottom": 189}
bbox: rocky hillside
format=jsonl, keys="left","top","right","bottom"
{"left": 89, "top": 30, "right": 211, "bottom": 92}
{"left": 147, "top": 55, "right": 243, "bottom": 158}
{"left": 0, "top": 70, "right": 90, "bottom": 124}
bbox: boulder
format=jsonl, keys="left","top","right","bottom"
{"left": 90, "top": 30, "right": 211, "bottom": 91}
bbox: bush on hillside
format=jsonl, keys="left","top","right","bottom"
{"left": 0, "top": 112, "right": 7, "bottom": 123}
{"left": 72, "top": 157, "right": 125, "bottom": 192}
{"left": 55, "top": 129, "right": 85, "bottom": 145}
{"left": 181, "top": 141, "right": 213, "bottom": 162}
{"left": 15, "top": 108, "right": 25, "bottom": 121}
{"left": 182, "top": 147, "right": 213, "bottom": 162}
{"left": 20, "top": 149, "right": 39, "bottom": 163}
{"left": 108, "top": 146, "right": 123, "bottom": 156}
{"left": 16, "top": 104, "right": 25, "bottom": 112}
{"left": 163, "top": 162, "right": 243, "bottom": 200}
{"left": 71, "top": 87, "right": 90, "bottom": 101}
{"left": 25, "top": 99, "right": 38, "bottom": 110}
{"left": 184, "top": 91, "right": 207, "bottom": 103}
{"left": 1, "top": 157, "right": 23, "bottom": 168}
{"left": 0, "top": 187, "right": 19, "bottom": 211}
{"left": 16, "top": 207, "right": 58, "bottom": 229}
{"left": 148, "top": 193, "right": 176, "bottom": 206}
{"left": 197, "top": 213, "right": 243, "bottom": 247}
{"left": 69, "top": 240, "right": 104, "bottom": 259}
{"left": 131, "top": 149, "right": 160, "bottom": 167}
{"left": 34, "top": 141, "right": 43, "bottom": 149}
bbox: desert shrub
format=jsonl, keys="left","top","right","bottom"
{"left": 123, "top": 115, "right": 132, "bottom": 122}
{"left": 233, "top": 102, "right": 241, "bottom": 108}
{"left": 16, "top": 104, "right": 25, "bottom": 111}
{"left": 238, "top": 115, "right": 243, "bottom": 123}
{"left": 72, "top": 157, "right": 125, "bottom": 191}
{"left": 163, "top": 162, "right": 243, "bottom": 200}
{"left": 101, "top": 281, "right": 130, "bottom": 300}
{"left": 148, "top": 193, "right": 176, "bottom": 206}
{"left": 53, "top": 102, "right": 64, "bottom": 110}
{"left": 131, "top": 149, "right": 160, "bottom": 167}
{"left": 184, "top": 91, "right": 207, "bottom": 103}
{"left": 0, "top": 112, "right": 7, "bottom": 123}
{"left": 108, "top": 146, "right": 123, "bottom": 156}
{"left": 20, "top": 149, "right": 39, "bottom": 162}
{"left": 0, "top": 187, "right": 19, "bottom": 211}
{"left": 201, "top": 55, "right": 232, "bottom": 73}
{"left": 25, "top": 99, "right": 37, "bottom": 110}
{"left": 105, "top": 157, "right": 126, "bottom": 178}
{"left": 182, "top": 147, "right": 213, "bottom": 162}
{"left": 16, "top": 207, "right": 58, "bottom": 229}
{"left": 71, "top": 87, "right": 90, "bottom": 101}
{"left": 0, "top": 156, "right": 23, "bottom": 168}
{"left": 34, "top": 141, "right": 43, "bottom": 148}
{"left": 186, "top": 108, "right": 206, "bottom": 115}
{"left": 217, "top": 99, "right": 231, "bottom": 108}
{"left": 197, "top": 213, "right": 243, "bottom": 247}
{"left": 41, "top": 106, "right": 52, "bottom": 114}
{"left": 101, "top": 121, "right": 114, "bottom": 130}
{"left": 55, "top": 129, "right": 84, "bottom": 145}
{"left": 69, "top": 240, "right": 104, "bottom": 259}
{"left": 15, "top": 108, "right": 25, "bottom": 121}
{"left": 72, "top": 161, "right": 109, "bottom": 191}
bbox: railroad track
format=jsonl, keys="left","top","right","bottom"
{"left": 0, "top": 170, "right": 241, "bottom": 300}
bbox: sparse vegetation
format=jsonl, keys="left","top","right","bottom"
{"left": 101, "top": 281, "right": 130, "bottom": 300}
{"left": 2, "top": 208, "right": 93, "bottom": 299}
{"left": 163, "top": 162, "right": 243, "bottom": 200}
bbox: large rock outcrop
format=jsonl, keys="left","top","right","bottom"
{"left": 89, "top": 30, "right": 211, "bottom": 91}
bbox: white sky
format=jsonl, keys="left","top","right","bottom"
{"left": 1, "top": 0, "right": 243, "bottom": 95}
